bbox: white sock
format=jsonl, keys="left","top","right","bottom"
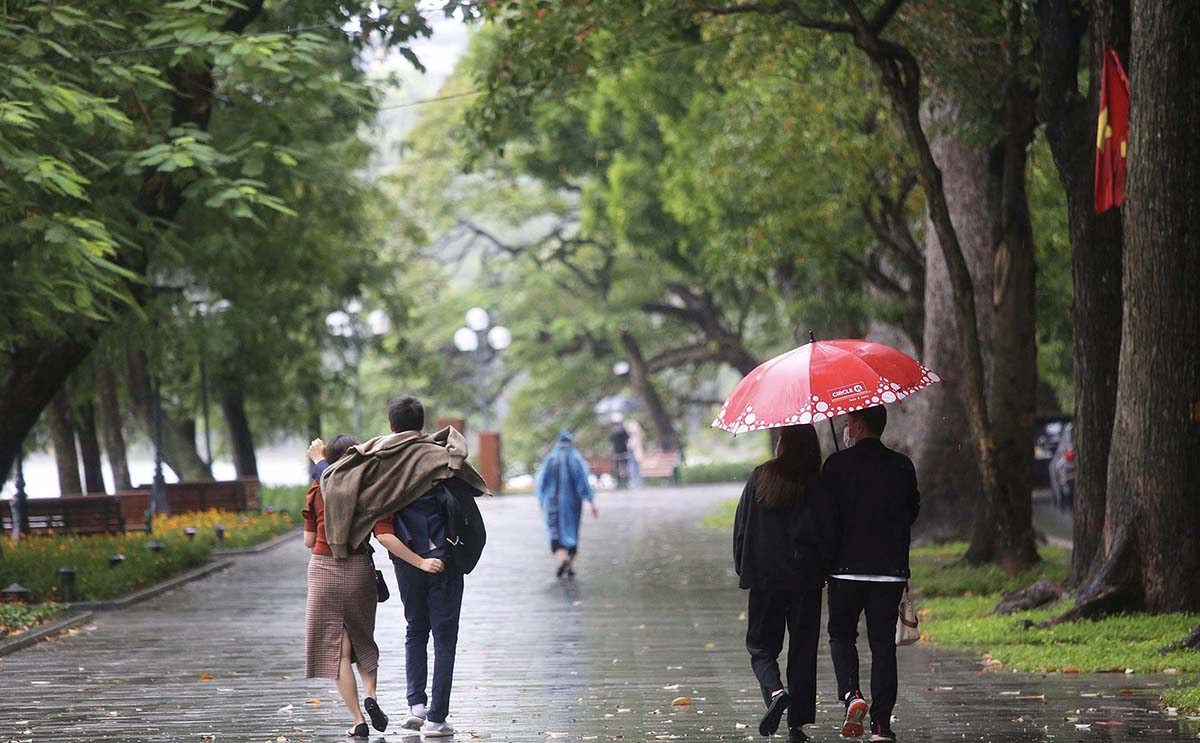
{"left": 410, "top": 704, "right": 427, "bottom": 719}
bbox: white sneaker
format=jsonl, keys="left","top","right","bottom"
{"left": 421, "top": 720, "right": 455, "bottom": 737}
{"left": 402, "top": 705, "right": 426, "bottom": 731}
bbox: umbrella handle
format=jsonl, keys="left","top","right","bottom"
{"left": 828, "top": 416, "right": 840, "bottom": 452}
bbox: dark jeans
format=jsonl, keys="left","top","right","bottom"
{"left": 827, "top": 578, "right": 907, "bottom": 726}
{"left": 745, "top": 587, "right": 823, "bottom": 728}
{"left": 394, "top": 561, "right": 464, "bottom": 724}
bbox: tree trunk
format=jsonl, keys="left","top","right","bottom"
{"left": 1036, "top": 0, "right": 1128, "bottom": 587}
{"left": 125, "top": 347, "right": 213, "bottom": 482}
{"left": 909, "top": 100, "right": 994, "bottom": 543}
{"left": 76, "top": 400, "right": 107, "bottom": 493}
{"left": 47, "top": 389, "right": 83, "bottom": 496}
{"left": 965, "top": 10, "right": 1042, "bottom": 572}
{"left": 221, "top": 387, "right": 259, "bottom": 478}
{"left": 619, "top": 329, "right": 682, "bottom": 451}
{"left": 1100, "top": 0, "right": 1200, "bottom": 612}
{"left": 96, "top": 360, "right": 133, "bottom": 491}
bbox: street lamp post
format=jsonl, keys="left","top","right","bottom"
{"left": 326, "top": 302, "right": 390, "bottom": 439}
{"left": 146, "top": 376, "right": 170, "bottom": 532}
{"left": 452, "top": 307, "right": 511, "bottom": 430}
{"left": 185, "top": 294, "right": 232, "bottom": 470}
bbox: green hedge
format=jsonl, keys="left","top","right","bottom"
{"left": 260, "top": 484, "right": 308, "bottom": 514}
{"left": 0, "top": 602, "right": 64, "bottom": 638}
{"left": 678, "top": 461, "right": 757, "bottom": 485}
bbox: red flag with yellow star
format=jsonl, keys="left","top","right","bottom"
{"left": 1095, "top": 46, "right": 1129, "bottom": 213}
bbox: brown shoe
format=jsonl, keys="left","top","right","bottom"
{"left": 841, "top": 693, "right": 868, "bottom": 738}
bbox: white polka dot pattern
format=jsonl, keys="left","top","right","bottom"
{"left": 711, "top": 339, "right": 942, "bottom": 434}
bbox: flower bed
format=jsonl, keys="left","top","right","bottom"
{"left": 0, "top": 509, "right": 296, "bottom": 604}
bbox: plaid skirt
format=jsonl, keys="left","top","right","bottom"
{"left": 305, "top": 553, "right": 379, "bottom": 679}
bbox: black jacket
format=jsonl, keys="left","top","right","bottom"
{"left": 732, "top": 467, "right": 837, "bottom": 590}
{"left": 821, "top": 438, "right": 920, "bottom": 578}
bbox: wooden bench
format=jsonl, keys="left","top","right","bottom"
{"left": 118, "top": 479, "right": 259, "bottom": 530}
{"left": 641, "top": 450, "right": 683, "bottom": 483}
{"left": 0, "top": 495, "right": 125, "bottom": 535}
{"left": 585, "top": 451, "right": 682, "bottom": 484}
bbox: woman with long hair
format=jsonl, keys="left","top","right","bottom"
{"left": 733, "top": 424, "right": 835, "bottom": 743}
{"left": 303, "top": 434, "right": 393, "bottom": 739}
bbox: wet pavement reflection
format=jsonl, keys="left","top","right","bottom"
{"left": 0, "top": 485, "right": 1196, "bottom": 742}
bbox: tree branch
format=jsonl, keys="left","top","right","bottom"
{"left": 647, "top": 344, "right": 721, "bottom": 373}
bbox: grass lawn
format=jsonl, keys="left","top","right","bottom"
{"left": 0, "top": 509, "right": 297, "bottom": 611}
{"left": 702, "top": 499, "right": 1200, "bottom": 711}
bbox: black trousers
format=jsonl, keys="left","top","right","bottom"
{"left": 394, "top": 561, "right": 464, "bottom": 724}
{"left": 745, "top": 587, "right": 823, "bottom": 728}
{"left": 827, "top": 578, "right": 907, "bottom": 726}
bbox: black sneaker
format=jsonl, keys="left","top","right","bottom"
{"left": 869, "top": 720, "right": 896, "bottom": 742}
{"left": 759, "top": 690, "right": 790, "bottom": 737}
{"left": 788, "top": 727, "right": 811, "bottom": 743}
{"left": 364, "top": 696, "right": 388, "bottom": 732}
{"left": 841, "top": 691, "right": 868, "bottom": 738}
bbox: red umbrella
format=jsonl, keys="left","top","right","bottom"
{"left": 712, "top": 337, "right": 940, "bottom": 436}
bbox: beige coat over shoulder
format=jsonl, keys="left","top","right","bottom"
{"left": 319, "top": 427, "right": 489, "bottom": 557}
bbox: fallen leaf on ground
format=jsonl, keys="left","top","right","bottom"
{"left": 671, "top": 697, "right": 691, "bottom": 707}
{"left": 663, "top": 684, "right": 680, "bottom": 690}
{"left": 305, "top": 698, "right": 321, "bottom": 706}
{"left": 704, "top": 642, "right": 716, "bottom": 650}
{"left": 198, "top": 673, "right": 214, "bottom": 680}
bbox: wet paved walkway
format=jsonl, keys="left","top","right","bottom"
{"left": 1, "top": 485, "right": 1196, "bottom": 742}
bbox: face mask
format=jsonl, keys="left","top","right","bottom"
{"left": 842, "top": 425, "right": 855, "bottom": 449}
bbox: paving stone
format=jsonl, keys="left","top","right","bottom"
{"left": 0, "top": 485, "right": 1195, "bottom": 742}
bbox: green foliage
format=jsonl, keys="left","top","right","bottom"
{"left": 0, "top": 510, "right": 294, "bottom": 602}
{"left": 0, "top": 602, "right": 65, "bottom": 638}
{"left": 260, "top": 484, "right": 309, "bottom": 516}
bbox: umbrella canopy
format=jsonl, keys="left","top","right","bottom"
{"left": 594, "top": 395, "right": 642, "bottom": 417}
{"left": 712, "top": 339, "right": 940, "bottom": 434}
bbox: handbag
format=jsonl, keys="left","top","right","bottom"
{"left": 895, "top": 586, "right": 919, "bottom": 646}
{"left": 375, "top": 569, "right": 390, "bottom": 603}
{"left": 362, "top": 540, "right": 389, "bottom": 603}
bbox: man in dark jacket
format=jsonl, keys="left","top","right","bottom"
{"left": 821, "top": 405, "right": 919, "bottom": 743}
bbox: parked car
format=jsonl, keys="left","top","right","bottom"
{"left": 1033, "top": 416, "right": 1071, "bottom": 489}
{"left": 1049, "top": 421, "right": 1076, "bottom": 511}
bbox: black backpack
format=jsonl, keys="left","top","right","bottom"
{"left": 438, "top": 478, "right": 487, "bottom": 574}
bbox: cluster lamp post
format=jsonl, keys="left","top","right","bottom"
{"left": 326, "top": 301, "right": 390, "bottom": 438}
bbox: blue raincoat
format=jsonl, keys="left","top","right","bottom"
{"left": 534, "top": 433, "right": 595, "bottom": 550}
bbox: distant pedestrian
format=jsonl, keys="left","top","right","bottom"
{"left": 625, "top": 419, "right": 645, "bottom": 489}
{"left": 535, "top": 431, "right": 599, "bottom": 578}
{"left": 319, "top": 395, "right": 490, "bottom": 739}
{"left": 303, "top": 434, "right": 393, "bottom": 739}
{"left": 609, "top": 413, "right": 631, "bottom": 487}
{"left": 821, "top": 406, "right": 920, "bottom": 743}
{"left": 733, "top": 424, "right": 835, "bottom": 743}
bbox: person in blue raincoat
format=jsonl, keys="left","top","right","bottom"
{"left": 535, "top": 431, "right": 599, "bottom": 578}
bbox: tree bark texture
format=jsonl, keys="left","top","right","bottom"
{"left": 619, "top": 329, "right": 682, "bottom": 452}
{"left": 966, "top": 7, "right": 1041, "bottom": 573}
{"left": 47, "top": 389, "right": 83, "bottom": 496}
{"left": 75, "top": 400, "right": 107, "bottom": 494}
{"left": 1036, "top": 0, "right": 1127, "bottom": 587}
{"left": 221, "top": 387, "right": 259, "bottom": 478}
{"left": 1098, "top": 0, "right": 1200, "bottom": 613}
{"left": 909, "top": 101, "right": 994, "bottom": 543}
{"left": 96, "top": 360, "right": 133, "bottom": 491}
